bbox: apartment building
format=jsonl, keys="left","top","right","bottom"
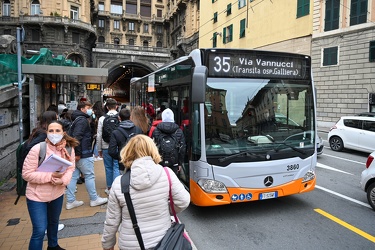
{"left": 312, "top": 0, "right": 375, "bottom": 128}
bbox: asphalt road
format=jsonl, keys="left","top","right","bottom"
{"left": 179, "top": 132, "right": 375, "bottom": 250}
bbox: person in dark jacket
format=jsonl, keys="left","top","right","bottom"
{"left": 151, "top": 108, "right": 186, "bottom": 175}
{"left": 65, "top": 101, "right": 108, "bottom": 210}
{"left": 108, "top": 109, "right": 142, "bottom": 174}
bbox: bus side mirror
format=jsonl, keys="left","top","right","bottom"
{"left": 192, "top": 65, "right": 207, "bottom": 103}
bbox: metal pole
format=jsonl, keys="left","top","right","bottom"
{"left": 17, "top": 27, "right": 23, "bottom": 144}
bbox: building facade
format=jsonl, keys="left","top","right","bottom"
{"left": 312, "top": 0, "right": 375, "bottom": 128}
{"left": 199, "top": 0, "right": 313, "bottom": 55}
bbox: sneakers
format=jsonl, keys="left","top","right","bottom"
{"left": 66, "top": 200, "right": 84, "bottom": 210}
{"left": 90, "top": 196, "right": 108, "bottom": 207}
{"left": 104, "top": 188, "right": 110, "bottom": 195}
{"left": 94, "top": 156, "right": 103, "bottom": 161}
{"left": 45, "top": 224, "right": 65, "bottom": 234}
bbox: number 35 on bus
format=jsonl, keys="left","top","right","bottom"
{"left": 130, "top": 48, "right": 317, "bottom": 206}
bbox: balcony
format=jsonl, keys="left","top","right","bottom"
{"left": 1, "top": 16, "right": 96, "bottom": 33}
{"left": 95, "top": 43, "right": 169, "bottom": 54}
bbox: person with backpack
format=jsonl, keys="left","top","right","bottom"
{"left": 108, "top": 108, "right": 143, "bottom": 175}
{"left": 96, "top": 98, "right": 120, "bottom": 195}
{"left": 151, "top": 108, "right": 186, "bottom": 175}
{"left": 22, "top": 120, "right": 79, "bottom": 250}
{"left": 65, "top": 101, "right": 108, "bottom": 209}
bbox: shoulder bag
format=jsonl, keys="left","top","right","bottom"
{"left": 121, "top": 168, "right": 192, "bottom": 250}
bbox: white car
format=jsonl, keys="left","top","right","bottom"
{"left": 360, "top": 151, "right": 375, "bottom": 210}
{"left": 328, "top": 116, "right": 375, "bottom": 153}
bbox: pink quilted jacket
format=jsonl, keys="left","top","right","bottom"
{"left": 22, "top": 142, "right": 75, "bottom": 202}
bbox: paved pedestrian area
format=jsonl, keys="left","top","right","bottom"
{"left": 0, "top": 160, "right": 117, "bottom": 250}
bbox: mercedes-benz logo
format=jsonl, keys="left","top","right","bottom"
{"left": 264, "top": 176, "right": 273, "bottom": 187}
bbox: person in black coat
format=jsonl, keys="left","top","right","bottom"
{"left": 108, "top": 109, "right": 142, "bottom": 174}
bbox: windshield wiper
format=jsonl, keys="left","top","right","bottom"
{"left": 218, "top": 150, "right": 260, "bottom": 162}
{"left": 273, "top": 142, "right": 307, "bottom": 155}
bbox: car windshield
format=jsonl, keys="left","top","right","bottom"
{"left": 204, "top": 78, "right": 315, "bottom": 163}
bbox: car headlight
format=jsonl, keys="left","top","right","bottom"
{"left": 197, "top": 179, "right": 228, "bottom": 193}
{"left": 302, "top": 170, "right": 315, "bottom": 182}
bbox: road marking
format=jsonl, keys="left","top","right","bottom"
{"left": 315, "top": 185, "right": 371, "bottom": 208}
{"left": 314, "top": 208, "right": 375, "bottom": 243}
{"left": 321, "top": 153, "right": 365, "bottom": 165}
{"left": 316, "top": 163, "right": 354, "bottom": 175}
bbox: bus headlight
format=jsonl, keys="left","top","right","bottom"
{"left": 302, "top": 170, "right": 315, "bottom": 182}
{"left": 197, "top": 179, "right": 228, "bottom": 193}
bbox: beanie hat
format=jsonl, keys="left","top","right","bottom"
{"left": 162, "top": 108, "right": 174, "bottom": 122}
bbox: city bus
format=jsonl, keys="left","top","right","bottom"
{"left": 130, "top": 48, "right": 317, "bottom": 206}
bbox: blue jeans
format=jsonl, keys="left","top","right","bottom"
{"left": 66, "top": 157, "right": 98, "bottom": 202}
{"left": 102, "top": 149, "right": 119, "bottom": 188}
{"left": 27, "top": 195, "right": 64, "bottom": 250}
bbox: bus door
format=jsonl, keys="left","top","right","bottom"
{"left": 168, "top": 85, "right": 191, "bottom": 187}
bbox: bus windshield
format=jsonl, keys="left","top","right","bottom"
{"left": 204, "top": 77, "right": 315, "bottom": 163}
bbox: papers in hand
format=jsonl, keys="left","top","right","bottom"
{"left": 37, "top": 154, "right": 73, "bottom": 172}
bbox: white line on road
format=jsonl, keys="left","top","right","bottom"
{"left": 316, "top": 162, "right": 354, "bottom": 175}
{"left": 321, "top": 153, "right": 365, "bottom": 165}
{"left": 315, "top": 185, "right": 371, "bottom": 209}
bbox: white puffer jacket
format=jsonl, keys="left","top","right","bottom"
{"left": 101, "top": 156, "right": 190, "bottom": 250}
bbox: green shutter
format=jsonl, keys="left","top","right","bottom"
{"left": 240, "top": 19, "right": 246, "bottom": 38}
{"left": 229, "top": 24, "right": 233, "bottom": 42}
{"left": 223, "top": 28, "right": 226, "bottom": 44}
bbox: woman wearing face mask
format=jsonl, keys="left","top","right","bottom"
{"left": 22, "top": 120, "right": 79, "bottom": 250}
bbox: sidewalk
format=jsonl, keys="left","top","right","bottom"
{"left": 0, "top": 159, "right": 114, "bottom": 250}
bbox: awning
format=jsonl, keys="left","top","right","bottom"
{"left": 22, "top": 64, "right": 108, "bottom": 84}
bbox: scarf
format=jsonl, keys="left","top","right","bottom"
{"left": 46, "top": 138, "right": 71, "bottom": 160}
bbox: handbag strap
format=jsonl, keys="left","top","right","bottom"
{"left": 163, "top": 167, "right": 179, "bottom": 223}
{"left": 121, "top": 170, "right": 146, "bottom": 250}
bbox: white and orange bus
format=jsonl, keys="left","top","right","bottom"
{"left": 130, "top": 48, "right": 317, "bottom": 206}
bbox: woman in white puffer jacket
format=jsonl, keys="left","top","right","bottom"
{"left": 101, "top": 134, "right": 190, "bottom": 250}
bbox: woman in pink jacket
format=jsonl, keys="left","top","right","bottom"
{"left": 22, "top": 120, "right": 79, "bottom": 250}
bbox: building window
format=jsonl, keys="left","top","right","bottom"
{"left": 350, "top": 0, "right": 368, "bottom": 26}
{"left": 140, "top": 5, "right": 151, "bottom": 17}
{"left": 4, "top": 29, "right": 11, "bottom": 35}
{"left": 323, "top": 46, "right": 338, "bottom": 66}
{"left": 72, "top": 32, "right": 80, "bottom": 44}
{"left": 324, "top": 0, "right": 340, "bottom": 31}
{"left": 240, "top": 18, "right": 246, "bottom": 38}
{"left": 369, "top": 41, "right": 375, "bottom": 62}
{"left": 70, "top": 6, "right": 79, "bottom": 20}
{"left": 111, "top": 1, "right": 122, "bottom": 15}
{"left": 156, "top": 25, "right": 163, "bottom": 34}
{"left": 114, "top": 37, "right": 120, "bottom": 45}
{"left": 143, "top": 23, "right": 149, "bottom": 33}
{"left": 238, "top": 0, "right": 246, "bottom": 9}
{"left": 227, "top": 3, "right": 232, "bottom": 16}
{"left": 114, "top": 20, "right": 120, "bottom": 29}
{"left": 297, "top": 0, "right": 309, "bottom": 18}
{"left": 157, "top": 9, "right": 162, "bottom": 18}
{"left": 31, "top": 30, "right": 40, "bottom": 41}
{"left": 212, "top": 0, "right": 217, "bottom": 3}
{"left": 3, "top": 0, "right": 10, "bottom": 16}
{"left": 156, "top": 41, "right": 162, "bottom": 47}
{"left": 212, "top": 33, "right": 217, "bottom": 48}
{"left": 98, "top": 2, "right": 104, "bottom": 11}
{"left": 213, "top": 12, "right": 218, "bottom": 23}
{"left": 126, "top": 3, "right": 137, "bottom": 14}
{"left": 129, "top": 22, "right": 135, "bottom": 31}
{"left": 129, "top": 39, "right": 135, "bottom": 46}
{"left": 223, "top": 24, "right": 233, "bottom": 44}
{"left": 98, "top": 36, "right": 105, "bottom": 43}
{"left": 98, "top": 19, "right": 105, "bottom": 28}
{"left": 31, "top": 0, "right": 40, "bottom": 15}
{"left": 143, "top": 40, "right": 148, "bottom": 47}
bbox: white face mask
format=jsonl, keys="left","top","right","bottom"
{"left": 47, "top": 134, "right": 63, "bottom": 145}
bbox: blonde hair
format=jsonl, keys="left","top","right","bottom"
{"left": 120, "top": 134, "right": 161, "bottom": 169}
{"left": 131, "top": 106, "right": 149, "bottom": 134}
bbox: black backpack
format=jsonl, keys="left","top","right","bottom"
{"left": 155, "top": 130, "right": 180, "bottom": 167}
{"left": 15, "top": 141, "right": 72, "bottom": 205}
{"left": 102, "top": 114, "right": 119, "bottom": 143}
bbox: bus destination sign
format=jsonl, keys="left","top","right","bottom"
{"left": 207, "top": 52, "right": 308, "bottom": 79}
